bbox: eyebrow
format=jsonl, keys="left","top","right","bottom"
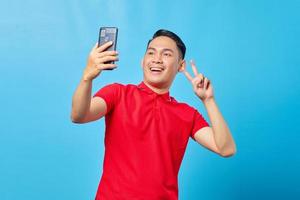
{"left": 147, "top": 47, "right": 174, "bottom": 53}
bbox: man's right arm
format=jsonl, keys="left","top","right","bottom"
{"left": 71, "top": 79, "right": 107, "bottom": 123}
{"left": 71, "top": 41, "right": 118, "bottom": 123}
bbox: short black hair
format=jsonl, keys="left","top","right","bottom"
{"left": 147, "top": 29, "right": 186, "bottom": 59}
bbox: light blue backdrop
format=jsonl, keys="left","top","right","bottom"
{"left": 1, "top": 0, "right": 299, "bottom": 199}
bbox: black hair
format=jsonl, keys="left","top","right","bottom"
{"left": 147, "top": 29, "right": 186, "bottom": 59}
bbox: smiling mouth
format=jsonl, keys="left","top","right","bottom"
{"left": 150, "top": 67, "right": 164, "bottom": 72}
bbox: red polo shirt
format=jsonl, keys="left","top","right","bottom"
{"left": 93, "top": 82, "right": 209, "bottom": 200}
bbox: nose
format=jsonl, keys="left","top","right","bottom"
{"left": 152, "top": 53, "right": 163, "bottom": 64}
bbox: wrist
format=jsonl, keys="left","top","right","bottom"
{"left": 202, "top": 97, "right": 215, "bottom": 106}
{"left": 82, "top": 66, "right": 101, "bottom": 82}
{"left": 82, "top": 73, "right": 93, "bottom": 83}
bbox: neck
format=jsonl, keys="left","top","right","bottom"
{"left": 143, "top": 81, "right": 170, "bottom": 94}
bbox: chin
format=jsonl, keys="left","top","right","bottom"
{"left": 143, "top": 70, "right": 172, "bottom": 88}
{"left": 145, "top": 78, "right": 168, "bottom": 89}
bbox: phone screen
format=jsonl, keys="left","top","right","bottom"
{"left": 98, "top": 27, "right": 118, "bottom": 51}
{"left": 98, "top": 27, "right": 118, "bottom": 68}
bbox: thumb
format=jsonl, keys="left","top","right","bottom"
{"left": 93, "top": 42, "right": 98, "bottom": 50}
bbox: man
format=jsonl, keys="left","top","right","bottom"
{"left": 71, "top": 29, "right": 236, "bottom": 200}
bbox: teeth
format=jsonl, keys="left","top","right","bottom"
{"left": 150, "top": 67, "right": 163, "bottom": 72}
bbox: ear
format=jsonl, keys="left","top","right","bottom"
{"left": 140, "top": 58, "right": 144, "bottom": 69}
{"left": 178, "top": 59, "right": 186, "bottom": 72}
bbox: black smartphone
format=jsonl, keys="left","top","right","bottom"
{"left": 98, "top": 27, "right": 118, "bottom": 67}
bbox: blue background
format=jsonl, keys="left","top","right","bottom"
{"left": 1, "top": 0, "right": 299, "bottom": 199}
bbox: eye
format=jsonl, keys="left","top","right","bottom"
{"left": 163, "top": 52, "right": 172, "bottom": 57}
{"left": 147, "top": 51, "right": 154, "bottom": 55}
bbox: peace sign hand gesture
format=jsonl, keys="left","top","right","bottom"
{"left": 182, "top": 60, "right": 214, "bottom": 102}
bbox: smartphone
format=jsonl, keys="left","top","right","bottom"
{"left": 98, "top": 27, "right": 118, "bottom": 67}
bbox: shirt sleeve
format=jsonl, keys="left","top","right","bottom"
{"left": 190, "top": 109, "right": 210, "bottom": 140}
{"left": 93, "top": 83, "right": 121, "bottom": 114}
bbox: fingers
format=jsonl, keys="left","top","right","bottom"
{"left": 96, "top": 63, "right": 117, "bottom": 71}
{"left": 96, "top": 41, "right": 113, "bottom": 52}
{"left": 92, "top": 42, "right": 98, "bottom": 51}
{"left": 191, "top": 74, "right": 208, "bottom": 90}
{"left": 90, "top": 48, "right": 118, "bottom": 66}
{"left": 84, "top": 42, "right": 118, "bottom": 81}
{"left": 182, "top": 60, "right": 204, "bottom": 82}
{"left": 183, "top": 70, "right": 205, "bottom": 85}
{"left": 190, "top": 60, "right": 199, "bottom": 76}
{"left": 95, "top": 55, "right": 119, "bottom": 64}
{"left": 192, "top": 77, "right": 202, "bottom": 90}
{"left": 182, "top": 70, "right": 193, "bottom": 82}
{"left": 96, "top": 50, "right": 118, "bottom": 58}
{"left": 94, "top": 51, "right": 118, "bottom": 64}
{"left": 190, "top": 60, "right": 205, "bottom": 83}
{"left": 183, "top": 69, "right": 205, "bottom": 85}
{"left": 203, "top": 77, "right": 210, "bottom": 90}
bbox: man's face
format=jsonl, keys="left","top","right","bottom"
{"left": 141, "top": 36, "right": 185, "bottom": 89}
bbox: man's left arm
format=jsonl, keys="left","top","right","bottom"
{"left": 182, "top": 60, "right": 236, "bottom": 157}
{"left": 195, "top": 98, "right": 236, "bottom": 157}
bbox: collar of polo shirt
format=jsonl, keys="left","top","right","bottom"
{"left": 137, "top": 82, "right": 172, "bottom": 102}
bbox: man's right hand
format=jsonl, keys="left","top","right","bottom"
{"left": 83, "top": 41, "right": 119, "bottom": 81}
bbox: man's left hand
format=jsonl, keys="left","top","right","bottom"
{"left": 182, "top": 60, "right": 214, "bottom": 102}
